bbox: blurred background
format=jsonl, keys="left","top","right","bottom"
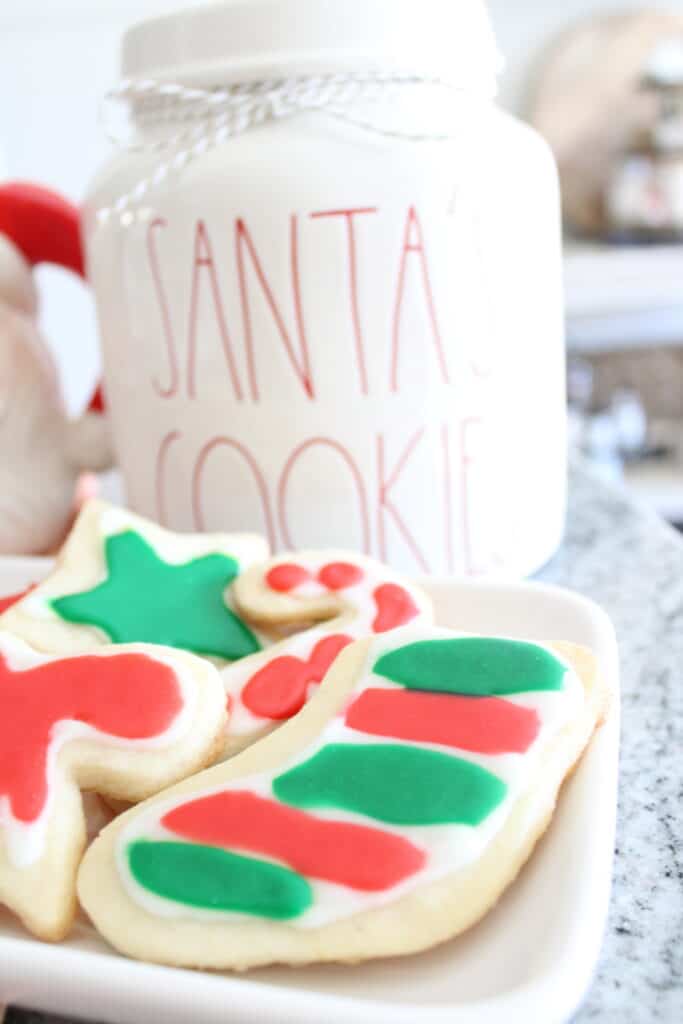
{"left": 3, "top": 0, "right": 683, "bottom": 523}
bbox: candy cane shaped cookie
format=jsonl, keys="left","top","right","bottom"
{"left": 0, "top": 633, "right": 226, "bottom": 940}
{"left": 220, "top": 551, "right": 433, "bottom": 753}
{"left": 78, "top": 626, "right": 609, "bottom": 969}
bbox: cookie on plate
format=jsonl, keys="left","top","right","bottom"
{"left": 0, "top": 500, "right": 268, "bottom": 660}
{"left": 218, "top": 551, "right": 433, "bottom": 754}
{"left": 0, "top": 632, "right": 227, "bottom": 940}
{"left": 78, "top": 626, "right": 609, "bottom": 969}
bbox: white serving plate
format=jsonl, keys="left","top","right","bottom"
{"left": 0, "top": 558, "right": 619, "bottom": 1024}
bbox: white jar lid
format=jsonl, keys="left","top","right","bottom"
{"left": 122, "top": 0, "right": 502, "bottom": 95}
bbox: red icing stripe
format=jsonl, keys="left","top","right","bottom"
{"left": 0, "top": 585, "right": 35, "bottom": 614}
{"left": 317, "top": 562, "right": 364, "bottom": 590}
{"left": 0, "top": 652, "right": 183, "bottom": 822}
{"left": 265, "top": 564, "right": 312, "bottom": 592}
{"left": 163, "top": 789, "right": 426, "bottom": 891}
{"left": 346, "top": 688, "right": 541, "bottom": 754}
{"left": 242, "top": 634, "right": 352, "bottom": 719}
{"left": 372, "top": 583, "right": 419, "bottom": 632}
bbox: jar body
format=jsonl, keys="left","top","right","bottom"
{"left": 84, "top": 100, "right": 566, "bottom": 576}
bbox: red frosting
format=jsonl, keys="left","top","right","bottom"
{"left": 0, "top": 586, "right": 35, "bottom": 614}
{"left": 371, "top": 583, "right": 420, "bottom": 632}
{"left": 265, "top": 564, "right": 311, "bottom": 592}
{"left": 0, "top": 652, "right": 183, "bottom": 822}
{"left": 346, "top": 688, "right": 541, "bottom": 754}
{"left": 253, "top": 561, "right": 419, "bottom": 721}
{"left": 317, "top": 562, "right": 364, "bottom": 590}
{"left": 242, "top": 634, "right": 352, "bottom": 719}
{"left": 265, "top": 561, "right": 366, "bottom": 594}
{"left": 163, "top": 789, "right": 426, "bottom": 891}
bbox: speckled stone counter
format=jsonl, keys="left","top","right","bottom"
{"left": 538, "top": 462, "right": 683, "bottom": 1023}
{"left": 6, "top": 461, "right": 683, "bottom": 1024}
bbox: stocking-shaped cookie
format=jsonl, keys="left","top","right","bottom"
{"left": 78, "top": 626, "right": 608, "bottom": 969}
{"left": 219, "top": 552, "right": 432, "bottom": 753}
{"left": 0, "top": 632, "right": 226, "bottom": 940}
{"left": 0, "top": 500, "right": 268, "bottom": 660}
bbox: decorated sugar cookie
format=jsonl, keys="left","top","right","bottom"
{"left": 0, "top": 500, "right": 268, "bottom": 660}
{"left": 219, "top": 551, "right": 432, "bottom": 752}
{"left": 0, "top": 633, "right": 226, "bottom": 940}
{"left": 78, "top": 626, "right": 608, "bottom": 969}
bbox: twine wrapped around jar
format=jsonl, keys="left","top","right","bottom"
{"left": 99, "top": 74, "right": 473, "bottom": 222}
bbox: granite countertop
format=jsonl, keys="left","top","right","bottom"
{"left": 5, "top": 460, "right": 683, "bottom": 1024}
{"left": 538, "top": 462, "right": 683, "bottom": 1023}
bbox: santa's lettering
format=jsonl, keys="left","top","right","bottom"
{"left": 309, "top": 207, "right": 378, "bottom": 396}
{"left": 236, "top": 215, "right": 314, "bottom": 401}
{"left": 143, "top": 204, "right": 499, "bottom": 573}
{"left": 186, "top": 219, "right": 243, "bottom": 401}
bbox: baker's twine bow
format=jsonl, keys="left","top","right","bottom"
{"left": 98, "top": 73, "right": 461, "bottom": 223}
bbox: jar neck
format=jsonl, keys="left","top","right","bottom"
{"left": 120, "top": 73, "right": 495, "bottom": 136}
{"left": 99, "top": 74, "right": 495, "bottom": 223}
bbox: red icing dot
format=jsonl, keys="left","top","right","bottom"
{"left": 163, "top": 789, "right": 425, "bottom": 891}
{"left": 346, "top": 688, "right": 541, "bottom": 754}
{"left": 317, "top": 562, "right": 364, "bottom": 591}
{"left": 372, "top": 583, "right": 420, "bottom": 632}
{"left": 265, "top": 564, "right": 312, "bottom": 592}
{"left": 242, "top": 634, "right": 352, "bottom": 720}
{"left": 0, "top": 652, "right": 183, "bottom": 822}
{"left": 0, "top": 585, "right": 35, "bottom": 614}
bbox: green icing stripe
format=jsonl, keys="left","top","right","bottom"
{"left": 127, "top": 839, "right": 312, "bottom": 919}
{"left": 373, "top": 637, "right": 566, "bottom": 697}
{"left": 51, "top": 530, "right": 261, "bottom": 660}
{"left": 273, "top": 743, "right": 506, "bottom": 826}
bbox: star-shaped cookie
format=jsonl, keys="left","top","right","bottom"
{"left": 0, "top": 501, "right": 268, "bottom": 660}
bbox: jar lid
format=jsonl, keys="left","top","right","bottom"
{"left": 122, "top": 0, "right": 502, "bottom": 96}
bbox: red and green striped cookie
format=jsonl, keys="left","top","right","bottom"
{"left": 78, "top": 627, "right": 608, "bottom": 969}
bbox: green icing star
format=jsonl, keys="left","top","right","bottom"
{"left": 51, "top": 530, "right": 260, "bottom": 660}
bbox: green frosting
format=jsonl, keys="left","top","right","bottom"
{"left": 51, "top": 530, "right": 260, "bottom": 660}
{"left": 273, "top": 743, "right": 506, "bottom": 826}
{"left": 127, "top": 840, "right": 311, "bottom": 918}
{"left": 373, "top": 637, "right": 566, "bottom": 697}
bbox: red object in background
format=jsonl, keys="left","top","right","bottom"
{"left": 88, "top": 385, "right": 105, "bottom": 413}
{"left": 0, "top": 182, "right": 84, "bottom": 278}
{"left": 0, "top": 181, "right": 105, "bottom": 414}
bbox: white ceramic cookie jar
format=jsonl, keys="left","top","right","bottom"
{"left": 83, "top": 0, "right": 566, "bottom": 578}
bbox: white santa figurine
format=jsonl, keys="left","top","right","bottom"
{"left": 0, "top": 182, "right": 112, "bottom": 554}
